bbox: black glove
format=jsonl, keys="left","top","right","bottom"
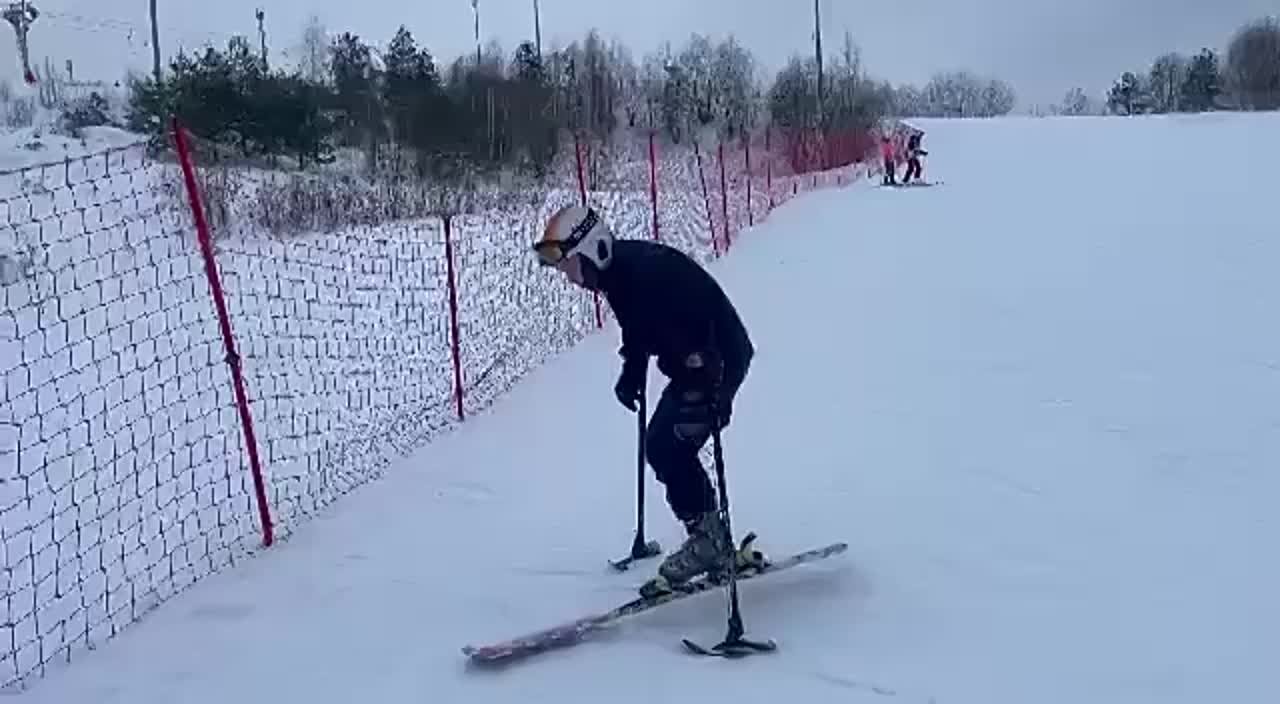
{"left": 614, "top": 360, "right": 645, "bottom": 412}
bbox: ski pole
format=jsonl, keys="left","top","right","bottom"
{"left": 609, "top": 370, "right": 661, "bottom": 571}
{"left": 680, "top": 340, "right": 775, "bottom": 656}
{"left": 630, "top": 390, "right": 660, "bottom": 557}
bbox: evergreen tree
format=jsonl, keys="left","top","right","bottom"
{"left": 507, "top": 41, "right": 557, "bottom": 174}
{"left": 1107, "top": 71, "right": 1150, "bottom": 115}
{"left": 329, "top": 31, "right": 385, "bottom": 167}
{"left": 382, "top": 26, "right": 441, "bottom": 148}
{"left": 1180, "top": 48, "right": 1222, "bottom": 111}
{"left": 512, "top": 40, "right": 544, "bottom": 83}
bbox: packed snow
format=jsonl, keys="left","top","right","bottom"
{"left": 0, "top": 124, "right": 140, "bottom": 172}
{"left": 13, "top": 112, "right": 1280, "bottom": 703}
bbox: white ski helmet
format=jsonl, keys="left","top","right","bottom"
{"left": 533, "top": 204, "right": 615, "bottom": 270}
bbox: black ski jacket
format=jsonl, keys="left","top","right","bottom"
{"left": 598, "top": 239, "right": 754, "bottom": 389}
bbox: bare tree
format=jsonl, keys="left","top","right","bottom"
{"left": 1148, "top": 52, "right": 1189, "bottom": 113}
{"left": 820, "top": 33, "right": 889, "bottom": 130}
{"left": 892, "top": 83, "right": 925, "bottom": 116}
{"left": 912, "top": 71, "right": 1015, "bottom": 117}
{"left": 1225, "top": 17, "right": 1280, "bottom": 110}
{"left": 979, "top": 79, "right": 1016, "bottom": 116}
{"left": 677, "top": 33, "right": 716, "bottom": 126}
{"left": 710, "top": 35, "right": 757, "bottom": 137}
{"left": 612, "top": 41, "right": 643, "bottom": 128}
{"left": 637, "top": 51, "right": 666, "bottom": 129}
{"left": 298, "top": 15, "right": 329, "bottom": 84}
{"left": 1059, "top": 87, "right": 1094, "bottom": 115}
{"left": 922, "top": 71, "right": 982, "bottom": 116}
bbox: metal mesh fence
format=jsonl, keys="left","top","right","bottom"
{"left": 0, "top": 124, "right": 874, "bottom": 690}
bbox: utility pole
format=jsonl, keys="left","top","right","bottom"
{"left": 533, "top": 0, "right": 542, "bottom": 59}
{"left": 813, "top": 0, "right": 824, "bottom": 107}
{"left": 149, "top": 0, "right": 161, "bottom": 81}
{"left": 3, "top": 1, "right": 39, "bottom": 84}
{"left": 471, "top": 0, "right": 481, "bottom": 65}
{"left": 255, "top": 8, "right": 267, "bottom": 70}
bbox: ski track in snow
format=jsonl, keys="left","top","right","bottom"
{"left": 12, "top": 112, "right": 1280, "bottom": 704}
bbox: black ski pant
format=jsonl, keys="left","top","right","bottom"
{"left": 644, "top": 361, "right": 748, "bottom": 524}
{"left": 904, "top": 157, "right": 922, "bottom": 182}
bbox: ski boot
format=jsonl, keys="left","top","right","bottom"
{"left": 638, "top": 512, "right": 769, "bottom": 599}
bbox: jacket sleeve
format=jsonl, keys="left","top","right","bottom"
{"left": 613, "top": 289, "right": 652, "bottom": 383}
{"left": 666, "top": 267, "right": 725, "bottom": 376}
{"left": 617, "top": 324, "right": 650, "bottom": 382}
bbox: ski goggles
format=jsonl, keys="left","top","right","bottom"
{"left": 532, "top": 208, "right": 598, "bottom": 266}
{"left": 532, "top": 239, "right": 573, "bottom": 267}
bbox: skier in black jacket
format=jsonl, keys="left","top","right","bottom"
{"left": 534, "top": 204, "right": 755, "bottom": 597}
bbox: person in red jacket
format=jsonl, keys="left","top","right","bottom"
{"left": 879, "top": 134, "right": 897, "bottom": 185}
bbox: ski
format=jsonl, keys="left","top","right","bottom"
{"left": 462, "top": 539, "right": 847, "bottom": 667}
{"left": 880, "top": 180, "right": 943, "bottom": 189}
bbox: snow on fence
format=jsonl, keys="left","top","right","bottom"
{"left": 0, "top": 120, "right": 875, "bottom": 689}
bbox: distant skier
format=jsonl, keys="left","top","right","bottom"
{"left": 533, "top": 204, "right": 756, "bottom": 598}
{"left": 902, "top": 128, "right": 928, "bottom": 184}
{"left": 879, "top": 134, "right": 897, "bottom": 185}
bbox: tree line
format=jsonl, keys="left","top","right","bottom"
{"left": 124, "top": 18, "right": 1018, "bottom": 184}
{"left": 1053, "top": 16, "right": 1280, "bottom": 116}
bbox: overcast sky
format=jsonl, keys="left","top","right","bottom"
{"left": 12, "top": 0, "right": 1278, "bottom": 108}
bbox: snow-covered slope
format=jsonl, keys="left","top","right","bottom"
{"left": 0, "top": 124, "right": 140, "bottom": 171}
{"left": 14, "top": 111, "right": 1280, "bottom": 704}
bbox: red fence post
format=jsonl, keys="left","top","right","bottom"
{"left": 718, "top": 141, "right": 731, "bottom": 251}
{"left": 171, "top": 117, "right": 274, "bottom": 548}
{"left": 442, "top": 215, "right": 465, "bottom": 421}
{"left": 648, "top": 131, "right": 660, "bottom": 242}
